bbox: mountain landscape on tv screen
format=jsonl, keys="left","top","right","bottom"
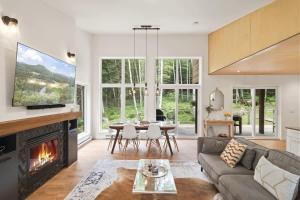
{"left": 13, "top": 44, "right": 75, "bottom": 106}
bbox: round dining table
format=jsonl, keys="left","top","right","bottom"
{"left": 109, "top": 124, "right": 176, "bottom": 155}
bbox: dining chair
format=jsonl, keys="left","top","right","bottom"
{"left": 146, "top": 124, "right": 162, "bottom": 153}
{"left": 122, "top": 124, "right": 139, "bottom": 152}
{"left": 106, "top": 131, "right": 123, "bottom": 151}
{"left": 163, "top": 132, "right": 179, "bottom": 152}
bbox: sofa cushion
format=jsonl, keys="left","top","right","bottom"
{"left": 202, "top": 137, "right": 228, "bottom": 154}
{"left": 240, "top": 148, "right": 256, "bottom": 170}
{"left": 236, "top": 138, "right": 260, "bottom": 147}
{"left": 219, "top": 175, "right": 276, "bottom": 200}
{"left": 198, "top": 153, "right": 253, "bottom": 183}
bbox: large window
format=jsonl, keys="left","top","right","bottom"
{"left": 232, "top": 87, "right": 278, "bottom": 137}
{"left": 156, "top": 58, "right": 200, "bottom": 136}
{"left": 100, "top": 58, "right": 145, "bottom": 131}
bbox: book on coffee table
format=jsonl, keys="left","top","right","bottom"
{"left": 132, "top": 159, "right": 177, "bottom": 195}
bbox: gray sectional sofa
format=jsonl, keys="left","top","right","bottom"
{"left": 197, "top": 137, "right": 300, "bottom": 200}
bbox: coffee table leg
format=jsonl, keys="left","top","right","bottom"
{"left": 165, "top": 130, "right": 173, "bottom": 155}
{"left": 111, "top": 129, "right": 120, "bottom": 154}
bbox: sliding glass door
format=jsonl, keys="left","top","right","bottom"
{"left": 156, "top": 58, "right": 200, "bottom": 136}
{"left": 232, "top": 87, "right": 278, "bottom": 137}
{"left": 254, "top": 89, "right": 277, "bottom": 136}
{"left": 178, "top": 89, "right": 198, "bottom": 136}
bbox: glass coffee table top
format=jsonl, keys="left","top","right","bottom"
{"left": 132, "top": 159, "right": 177, "bottom": 194}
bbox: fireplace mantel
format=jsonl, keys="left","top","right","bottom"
{"left": 0, "top": 112, "right": 81, "bottom": 137}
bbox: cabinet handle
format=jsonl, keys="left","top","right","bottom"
{"left": 0, "top": 156, "right": 12, "bottom": 164}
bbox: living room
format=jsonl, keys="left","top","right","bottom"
{"left": 0, "top": 0, "right": 299, "bottom": 200}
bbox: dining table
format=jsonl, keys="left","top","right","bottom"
{"left": 109, "top": 123, "right": 176, "bottom": 155}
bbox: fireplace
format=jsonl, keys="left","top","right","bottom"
{"left": 29, "top": 138, "right": 59, "bottom": 174}
{"left": 17, "top": 122, "right": 66, "bottom": 199}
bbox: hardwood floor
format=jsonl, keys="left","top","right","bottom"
{"left": 27, "top": 139, "right": 286, "bottom": 200}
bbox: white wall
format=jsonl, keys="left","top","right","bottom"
{"left": 91, "top": 34, "right": 300, "bottom": 139}
{"left": 0, "top": 0, "right": 92, "bottom": 136}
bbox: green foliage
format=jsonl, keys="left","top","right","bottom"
{"left": 102, "top": 59, "right": 122, "bottom": 83}
{"left": 13, "top": 62, "right": 75, "bottom": 106}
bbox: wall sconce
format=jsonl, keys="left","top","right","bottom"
{"left": 67, "top": 52, "right": 76, "bottom": 62}
{"left": 67, "top": 52, "right": 76, "bottom": 58}
{"left": 2, "top": 16, "right": 18, "bottom": 27}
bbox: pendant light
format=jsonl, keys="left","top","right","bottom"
{"left": 131, "top": 28, "right": 137, "bottom": 96}
{"left": 144, "top": 28, "right": 149, "bottom": 96}
{"left": 132, "top": 25, "right": 160, "bottom": 96}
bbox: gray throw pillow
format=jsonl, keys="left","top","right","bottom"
{"left": 202, "top": 138, "right": 227, "bottom": 154}
{"left": 252, "top": 148, "right": 269, "bottom": 169}
{"left": 240, "top": 148, "right": 256, "bottom": 170}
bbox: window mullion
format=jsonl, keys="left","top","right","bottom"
{"left": 121, "top": 59, "right": 126, "bottom": 121}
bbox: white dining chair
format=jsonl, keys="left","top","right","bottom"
{"left": 146, "top": 124, "right": 162, "bottom": 153}
{"left": 122, "top": 124, "right": 139, "bottom": 152}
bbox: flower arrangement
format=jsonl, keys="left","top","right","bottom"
{"left": 224, "top": 112, "right": 232, "bottom": 120}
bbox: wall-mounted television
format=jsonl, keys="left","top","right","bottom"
{"left": 12, "top": 43, "right": 76, "bottom": 108}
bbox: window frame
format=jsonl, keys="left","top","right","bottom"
{"left": 76, "top": 82, "right": 90, "bottom": 143}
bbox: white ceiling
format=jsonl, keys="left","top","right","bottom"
{"left": 41, "top": 0, "right": 273, "bottom": 34}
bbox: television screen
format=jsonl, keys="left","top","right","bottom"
{"left": 12, "top": 43, "right": 76, "bottom": 106}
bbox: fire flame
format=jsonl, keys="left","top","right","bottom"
{"left": 30, "top": 142, "right": 57, "bottom": 173}
{"left": 38, "top": 143, "right": 54, "bottom": 166}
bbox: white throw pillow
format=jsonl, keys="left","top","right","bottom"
{"left": 254, "top": 156, "right": 300, "bottom": 200}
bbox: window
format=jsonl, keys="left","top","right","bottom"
{"left": 76, "top": 84, "right": 85, "bottom": 134}
{"left": 100, "top": 58, "right": 145, "bottom": 132}
{"left": 232, "top": 87, "right": 278, "bottom": 137}
{"left": 156, "top": 58, "right": 200, "bottom": 136}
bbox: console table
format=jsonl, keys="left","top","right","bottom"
{"left": 203, "top": 120, "right": 234, "bottom": 137}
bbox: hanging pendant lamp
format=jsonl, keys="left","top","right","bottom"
{"left": 132, "top": 25, "right": 160, "bottom": 96}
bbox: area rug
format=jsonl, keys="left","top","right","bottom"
{"left": 65, "top": 160, "right": 219, "bottom": 200}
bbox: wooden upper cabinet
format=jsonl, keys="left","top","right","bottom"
{"left": 250, "top": 0, "right": 299, "bottom": 54}
{"left": 209, "top": 15, "right": 251, "bottom": 73}
{"left": 208, "top": 0, "right": 300, "bottom": 74}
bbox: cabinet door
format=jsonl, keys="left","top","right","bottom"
{"left": 209, "top": 15, "right": 251, "bottom": 73}
{"left": 298, "top": 0, "right": 300, "bottom": 32}
{"left": 250, "top": 0, "right": 299, "bottom": 54}
{"left": 0, "top": 151, "right": 18, "bottom": 200}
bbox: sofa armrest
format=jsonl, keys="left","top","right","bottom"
{"left": 197, "top": 137, "right": 231, "bottom": 155}
{"left": 197, "top": 137, "right": 205, "bottom": 154}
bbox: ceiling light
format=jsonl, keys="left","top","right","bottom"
{"left": 193, "top": 21, "right": 199, "bottom": 25}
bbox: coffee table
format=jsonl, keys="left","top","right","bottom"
{"left": 132, "top": 159, "right": 177, "bottom": 196}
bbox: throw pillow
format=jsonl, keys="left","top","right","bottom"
{"left": 240, "top": 148, "right": 256, "bottom": 170}
{"left": 252, "top": 148, "right": 269, "bottom": 169}
{"left": 254, "top": 156, "right": 300, "bottom": 200}
{"left": 220, "top": 139, "right": 247, "bottom": 168}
